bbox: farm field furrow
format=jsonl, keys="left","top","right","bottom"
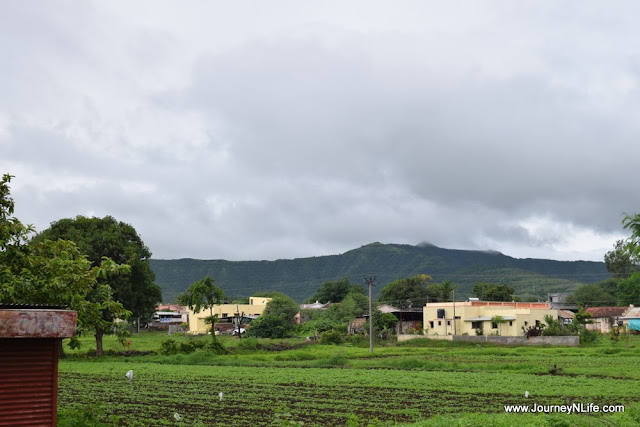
{"left": 58, "top": 354, "right": 640, "bottom": 426}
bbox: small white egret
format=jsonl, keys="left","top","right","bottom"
{"left": 219, "top": 391, "right": 223, "bottom": 401}
{"left": 525, "top": 391, "right": 530, "bottom": 398}
{"left": 174, "top": 413, "right": 182, "bottom": 421}
{"left": 125, "top": 370, "right": 133, "bottom": 382}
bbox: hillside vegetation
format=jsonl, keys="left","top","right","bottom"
{"left": 150, "top": 242, "right": 609, "bottom": 303}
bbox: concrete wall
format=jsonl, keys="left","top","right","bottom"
{"left": 398, "top": 334, "right": 579, "bottom": 346}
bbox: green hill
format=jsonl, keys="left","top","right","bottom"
{"left": 149, "top": 242, "right": 609, "bottom": 303}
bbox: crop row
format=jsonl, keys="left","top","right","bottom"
{"left": 58, "top": 360, "right": 639, "bottom": 426}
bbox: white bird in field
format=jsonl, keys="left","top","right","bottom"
{"left": 174, "top": 413, "right": 181, "bottom": 421}
{"left": 125, "top": 370, "right": 133, "bottom": 382}
{"left": 525, "top": 391, "right": 529, "bottom": 398}
{"left": 219, "top": 391, "right": 223, "bottom": 401}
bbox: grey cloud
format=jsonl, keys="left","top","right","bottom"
{"left": 2, "top": 2, "right": 638, "bottom": 262}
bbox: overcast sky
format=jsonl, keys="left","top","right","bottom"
{"left": 1, "top": 1, "right": 638, "bottom": 262}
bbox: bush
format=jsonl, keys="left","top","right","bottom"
{"left": 580, "top": 328, "right": 599, "bottom": 344}
{"left": 160, "top": 339, "right": 179, "bottom": 355}
{"left": 319, "top": 330, "right": 344, "bottom": 345}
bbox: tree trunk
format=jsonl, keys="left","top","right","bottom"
{"left": 95, "top": 329, "right": 104, "bottom": 356}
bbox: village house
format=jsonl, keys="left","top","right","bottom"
{"left": 619, "top": 305, "right": 640, "bottom": 332}
{"left": 377, "top": 304, "right": 424, "bottom": 334}
{"left": 296, "top": 300, "right": 331, "bottom": 324}
{"left": 423, "top": 301, "right": 559, "bottom": 336}
{"left": 187, "top": 297, "right": 272, "bottom": 334}
{"left": 585, "top": 306, "right": 631, "bottom": 333}
{"left": 152, "top": 304, "right": 189, "bottom": 327}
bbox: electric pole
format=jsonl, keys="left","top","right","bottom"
{"left": 364, "top": 274, "right": 376, "bottom": 353}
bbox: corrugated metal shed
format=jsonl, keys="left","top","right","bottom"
{"left": 0, "top": 308, "right": 77, "bottom": 427}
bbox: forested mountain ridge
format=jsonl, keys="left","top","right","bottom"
{"left": 150, "top": 242, "right": 610, "bottom": 303}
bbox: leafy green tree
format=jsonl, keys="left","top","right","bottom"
{"left": 247, "top": 295, "right": 299, "bottom": 338}
{"left": 472, "top": 283, "right": 514, "bottom": 301}
{"left": 425, "top": 282, "right": 443, "bottom": 302}
{"left": 306, "top": 278, "right": 365, "bottom": 303}
{"left": 439, "top": 280, "right": 457, "bottom": 302}
{"left": 567, "top": 283, "right": 617, "bottom": 307}
{"left": 178, "top": 276, "right": 225, "bottom": 317}
{"left": 378, "top": 274, "right": 432, "bottom": 308}
{"left": 604, "top": 240, "right": 638, "bottom": 279}
{"left": 617, "top": 272, "right": 640, "bottom": 306}
{"left": 179, "top": 275, "right": 226, "bottom": 352}
{"left": 338, "top": 292, "right": 368, "bottom": 319}
{"left": 623, "top": 213, "right": 640, "bottom": 258}
{"left": 491, "top": 315, "right": 507, "bottom": 336}
{"left": 0, "top": 174, "right": 130, "bottom": 356}
{"left": 33, "top": 215, "right": 162, "bottom": 322}
{"left": 364, "top": 310, "right": 398, "bottom": 337}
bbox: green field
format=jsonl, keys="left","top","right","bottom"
{"left": 58, "top": 333, "right": 640, "bottom": 426}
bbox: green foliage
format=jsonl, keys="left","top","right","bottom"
{"left": 57, "top": 337, "right": 640, "bottom": 425}
{"left": 472, "top": 283, "right": 515, "bottom": 301}
{"left": 540, "top": 315, "right": 572, "bottom": 337}
{"left": 623, "top": 212, "right": 640, "bottom": 258}
{"left": 319, "top": 329, "right": 344, "bottom": 345}
{"left": 567, "top": 282, "right": 617, "bottom": 307}
{"left": 248, "top": 296, "right": 299, "bottom": 338}
{"left": 605, "top": 239, "right": 638, "bottom": 279}
{"left": 490, "top": 315, "right": 507, "bottom": 336}
{"left": 1, "top": 174, "right": 131, "bottom": 356}
{"left": 365, "top": 310, "right": 398, "bottom": 334}
{"left": 307, "top": 277, "right": 365, "bottom": 303}
{"left": 178, "top": 275, "right": 225, "bottom": 315}
{"left": 33, "top": 215, "right": 162, "bottom": 321}
{"left": 378, "top": 274, "right": 432, "bottom": 308}
{"left": 159, "top": 338, "right": 180, "bottom": 355}
{"left": 617, "top": 272, "right": 640, "bottom": 305}
{"left": 57, "top": 404, "right": 120, "bottom": 426}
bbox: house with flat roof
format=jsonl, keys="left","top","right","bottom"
{"left": 423, "top": 301, "right": 559, "bottom": 337}
{"left": 187, "top": 297, "right": 272, "bottom": 334}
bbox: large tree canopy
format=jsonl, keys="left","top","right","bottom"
{"left": 248, "top": 295, "right": 299, "bottom": 338}
{"left": 33, "top": 215, "right": 162, "bottom": 321}
{"left": 1, "top": 174, "right": 130, "bottom": 355}
{"left": 604, "top": 239, "right": 638, "bottom": 279}
{"left": 307, "top": 278, "right": 365, "bottom": 303}
{"left": 178, "top": 275, "right": 225, "bottom": 316}
{"left": 567, "top": 283, "right": 617, "bottom": 307}
{"left": 472, "top": 283, "right": 515, "bottom": 301}
{"left": 623, "top": 213, "right": 640, "bottom": 258}
{"left": 378, "top": 274, "right": 432, "bottom": 309}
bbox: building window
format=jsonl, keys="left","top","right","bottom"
{"left": 222, "top": 313, "right": 228, "bottom": 318}
{"left": 429, "top": 321, "right": 434, "bottom": 329}
{"left": 471, "top": 321, "right": 482, "bottom": 329}
{"left": 491, "top": 322, "right": 498, "bottom": 329}
{"left": 438, "top": 321, "right": 442, "bottom": 326}
{"left": 524, "top": 321, "right": 528, "bottom": 326}
{"left": 535, "top": 320, "right": 541, "bottom": 326}
{"left": 509, "top": 321, "right": 513, "bottom": 326}
{"left": 447, "top": 320, "right": 451, "bottom": 326}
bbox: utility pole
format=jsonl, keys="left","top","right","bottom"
{"left": 364, "top": 274, "right": 376, "bottom": 353}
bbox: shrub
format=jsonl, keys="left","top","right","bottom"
{"left": 160, "top": 339, "right": 179, "bottom": 355}
{"left": 319, "top": 330, "right": 344, "bottom": 345}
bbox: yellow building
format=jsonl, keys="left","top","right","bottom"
{"left": 423, "top": 301, "right": 559, "bottom": 337}
{"left": 187, "top": 297, "right": 272, "bottom": 334}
